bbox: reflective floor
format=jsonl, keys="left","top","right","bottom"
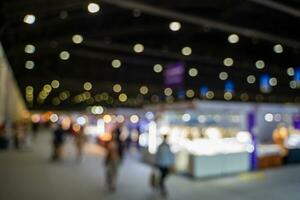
{"left": 0, "top": 130, "right": 300, "bottom": 200}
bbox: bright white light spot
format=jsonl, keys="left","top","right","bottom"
{"left": 113, "top": 84, "right": 122, "bottom": 93}
{"left": 198, "top": 115, "right": 206, "bottom": 123}
{"left": 219, "top": 72, "right": 228, "bottom": 80}
{"left": 255, "top": 60, "right": 265, "bottom": 69}
{"left": 247, "top": 144, "right": 255, "bottom": 153}
{"left": 269, "top": 77, "right": 277, "bottom": 86}
{"left": 139, "top": 133, "right": 148, "bottom": 147}
{"left": 182, "top": 113, "right": 191, "bottom": 122}
{"left": 83, "top": 82, "right": 92, "bottom": 91}
{"left": 188, "top": 68, "right": 198, "bottom": 77}
{"left": 130, "top": 115, "right": 139, "bottom": 123}
{"left": 224, "top": 92, "right": 233, "bottom": 101}
{"left": 228, "top": 34, "right": 239, "bottom": 44}
{"left": 273, "top": 44, "right": 283, "bottom": 54}
{"left": 72, "top": 34, "right": 83, "bottom": 44}
{"left": 77, "top": 116, "right": 87, "bottom": 125}
{"left": 264, "top": 113, "right": 274, "bottom": 122}
{"left": 181, "top": 47, "right": 192, "bottom": 56}
{"left": 205, "top": 127, "right": 221, "bottom": 139}
{"left": 223, "top": 58, "right": 234, "bottom": 67}
{"left": 133, "top": 43, "right": 144, "bottom": 53}
{"left": 25, "top": 61, "right": 35, "bottom": 69}
{"left": 247, "top": 75, "right": 256, "bottom": 84}
{"left": 236, "top": 131, "right": 251, "bottom": 143}
{"left": 206, "top": 91, "right": 214, "bottom": 99}
{"left": 159, "top": 126, "right": 170, "bottom": 135}
{"left": 186, "top": 89, "right": 195, "bottom": 98}
{"left": 148, "top": 121, "right": 157, "bottom": 154}
{"left": 153, "top": 64, "right": 163, "bottom": 73}
{"left": 50, "top": 114, "right": 59, "bottom": 123}
{"left": 290, "top": 80, "right": 297, "bottom": 89}
{"left": 169, "top": 21, "right": 181, "bottom": 31}
{"left": 112, "top": 59, "right": 122, "bottom": 68}
{"left": 140, "top": 86, "right": 149, "bottom": 95}
{"left": 87, "top": 3, "right": 100, "bottom": 13}
{"left": 287, "top": 68, "right": 294, "bottom": 76}
{"left": 164, "top": 88, "right": 172, "bottom": 96}
{"left": 91, "top": 106, "right": 104, "bottom": 114}
{"left": 24, "top": 44, "right": 35, "bottom": 54}
{"left": 145, "top": 112, "right": 154, "bottom": 120}
{"left": 60, "top": 51, "right": 70, "bottom": 60}
{"left": 24, "top": 14, "right": 36, "bottom": 24}
{"left": 51, "top": 80, "right": 60, "bottom": 89}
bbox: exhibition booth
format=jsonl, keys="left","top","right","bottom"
{"left": 29, "top": 100, "right": 300, "bottom": 178}
{"left": 140, "top": 100, "right": 300, "bottom": 178}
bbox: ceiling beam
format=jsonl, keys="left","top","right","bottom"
{"left": 100, "top": 0, "right": 300, "bottom": 48}
{"left": 249, "top": 0, "right": 300, "bottom": 18}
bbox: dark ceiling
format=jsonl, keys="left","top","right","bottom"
{"left": 1, "top": 0, "right": 300, "bottom": 110}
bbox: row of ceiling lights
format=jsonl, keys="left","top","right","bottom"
{"left": 22, "top": 1, "right": 286, "bottom": 74}
{"left": 22, "top": 2, "right": 296, "bottom": 105}
{"left": 22, "top": 1, "right": 285, "bottom": 54}
{"left": 27, "top": 84, "right": 299, "bottom": 107}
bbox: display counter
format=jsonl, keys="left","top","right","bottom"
{"left": 141, "top": 121, "right": 254, "bottom": 178}
{"left": 142, "top": 149, "right": 251, "bottom": 178}
{"left": 189, "top": 152, "right": 250, "bottom": 178}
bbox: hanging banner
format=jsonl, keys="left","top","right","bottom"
{"left": 200, "top": 86, "right": 209, "bottom": 97}
{"left": 260, "top": 74, "right": 271, "bottom": 93}
{"left": 294, "top": 67, "right": 300, "bottom": 88}
{"left": 164, "top": 62, "right": 185, "bottom": 88}
{"left": 225, "top": 80, "right": 235, "bottom": 93}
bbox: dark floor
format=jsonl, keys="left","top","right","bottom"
{"left": 1, "top": 130, "right": 300, "bottom": 200}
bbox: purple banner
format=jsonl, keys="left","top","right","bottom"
{"left": 293, "top": 114, "right": 300, "bottom": 130}
{"left": 164, "top": 62, "right": 185, "bottom": 88}
{"left": 247, "top": 112, "right": 257, "bottom": 170}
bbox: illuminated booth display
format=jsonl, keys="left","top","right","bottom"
{"left": 142, "top": 101, "right": 255, "bottom": 178}
{"left": 255, "top": 105, "right": 300, "bottom": 168}
{"left": 142, "top": 101, "right": 300, "bottom": 177}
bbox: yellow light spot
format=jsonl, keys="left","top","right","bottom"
{"left": 113, "top": 84, "right": 122, "bottom": 93}
{"left": 164, "top": 88, "right": 172, "bottom": 96}
{"left": 83, "top": 82, "right": 92, "bottom": 91}
{"left": 119, "top": 93, "right": 127, "bottom": 102}
{"left": 133, "top": 43, "right": 144, "bottom": 53}
{"left": 140, "top": 86, "right": 149, "bottom": 95}
{"left": 103, "top": 114, "right": 112, "bottom": 123}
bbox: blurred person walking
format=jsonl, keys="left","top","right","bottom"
{"left": 0, "top": 123, "right": 9, "bottom": 150}
{"left": 113, "top": 124, "right": 125, "bottom": 161}
{"left": 32, "top": 122, "right": 39, "bottom": 139}
{"left": 74, "top": 126, "right": 86, "bottom": 162}
{"left": 52, "top": 125, "right": 65, "bottom": 161}
{"left": 12, "top": 123, "right": 23, "bottom": 150}
{"left": 104, "top": 133, "right": 121, "bottom": 192}
{"left": 155, "top": 135, "right": 175, "bottom": 198}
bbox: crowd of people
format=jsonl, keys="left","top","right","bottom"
{"left": 50, "top": 123, "right": 175, "bottom": 198}
{"left": 0, "top": 121, "right": 36, "bottom": 150}
{"left": 1, "top": 121, "right": 175, "bottom": 198}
